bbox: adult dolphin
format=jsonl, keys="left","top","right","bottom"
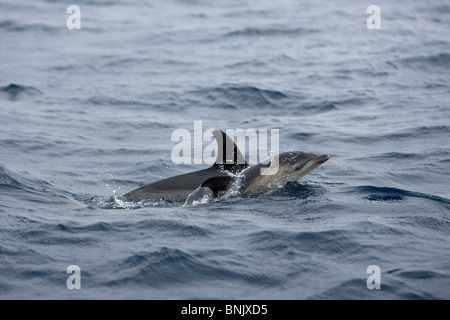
{"left": 122, "top": 130, "right": 329, "bottom": 202}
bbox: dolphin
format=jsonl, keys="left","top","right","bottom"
{"left": 122, "top": 130, "right": 329, "bottom": 203}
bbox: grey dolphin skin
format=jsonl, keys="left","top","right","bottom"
{"left": 122, "top": 130, "right": 329, "bottom": 202}
{"left": 237, "top": 152, "right": 329, "bottom": 196}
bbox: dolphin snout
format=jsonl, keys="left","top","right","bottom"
{"left": 312, "top": 154, "right": 330, "bottom": 165}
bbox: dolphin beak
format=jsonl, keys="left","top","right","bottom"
{"left": 311, "top": 154, "right": 330, "bottom": 165}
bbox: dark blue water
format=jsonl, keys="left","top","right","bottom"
{"left": 1, "top": 0, "right": 449, "bottom": 299}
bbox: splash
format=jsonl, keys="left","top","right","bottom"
{"left": 183, "top": 187, "right": 214, "bottom": 207}
{"left": 82, "top": 195, "right": 175, "bottom": 209}
{"left": 214, "top": 168, "right": 246, "bottom": 201}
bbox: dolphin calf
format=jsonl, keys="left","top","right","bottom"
{"left": 122, "top": 130, "right": 329, "bottom": 203}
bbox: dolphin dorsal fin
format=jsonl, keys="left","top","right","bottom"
{"left": 212, "top": 130, "right": 248, "bottom": 173}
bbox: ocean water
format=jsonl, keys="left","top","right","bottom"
{"left": 1, "top": 0, "right": 449, "bottom": 299}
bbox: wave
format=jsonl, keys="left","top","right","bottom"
{"left": 431, "top": 4, "right": 450, "bottom": 13}
{"left": 354, "top": 149, "right": 450, "bottom": 178}
{"left": 47, "top": 214, "right": 211, "bottom": 237}
{"left": 0, "top": 20, "right": 58, "bottom": 33}
{"left": 312, "top": 276, "right": 440, "bottom": 299}
{"left": 0, "top": 83, "right": 43, "bottom": 100}
{"left": 80, "top": 84, "right": 339, "bottom": 116}
{"left": 224, "top": 26, "right": 317, "bottom": 38}
{"left": 78, "top": 93, "right": 185, "bottom": 111}
{"left": 225, "top": 54, "right": 300, "bottom": 74}
{"left": 0, "top": 165, "right": 83, "bottom": 208}
{"left": 356, "top": 152, "right": 434, "bottom": 162}
{"left": 352, "top": 185, "right": 450, "bottom": 205}
{"left": 187, "top": 84, "right": 296, "bottom": 111}
{"left": 289, "top": 132, "right": 317, "bottom": 139}
{"left": 191, "top": 84, "right": 288, "bottom": 103}
{"left": 102, "top": 247, "right": 280, "bottom": 288}
{"left": 247, "top": 228, "right": 363, "bottom": 256}
{"left": 84, "top": 96, "right": 154, "bottom": 108}
{"left": 292, "top": 101, "right": 338, "bottom": 115}
{"left": 348, "top": 125, "right": 450, "bottom": 144}
{"left": 396, "top": 52, "right": 450, "bottom": 72}
{"left": 0, "top": 165, "right": 51, "bottom": 192}
{"left": 43, "top": 0, "right": 132, "bottom": 7}
{"left": 291, "top": 96, "right": 370, "bottom": 116}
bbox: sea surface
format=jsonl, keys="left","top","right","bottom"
{"left": 1, "top": 0, "right": 449, "bottom": 299}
